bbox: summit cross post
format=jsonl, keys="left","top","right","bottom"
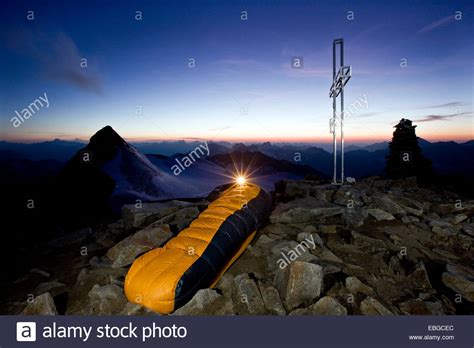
{"left": 329, "top": 38, "right": 352, "bottom": 185}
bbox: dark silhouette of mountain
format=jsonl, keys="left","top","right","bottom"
{"left": 227, "top": 143, "right": 334, "bottom": 177}
{"left": 345, "top": 144, "right": 362, "bottom": 152}
{"left": 461, "top": 140, "right": 474, "bottom": 147}
{"left": 299, "top": 146, "right": 333, "bottom": 175}
{"left": 231, "top": 143, "right": 250, "bottom": 152}
{"left": 206, "top": 142, "right": 230, "bottom": 156}
{"left": 224, "top": 139, "right": 473, "bottom": 184}
{"left": 417, "top": 140, "right": 474, "bottom": 176}
{"left": 209, "top": 150, "right": 325, "bottom": 181}
{"left": 0, "top": 139, "right": 85, "bottom": 162}
{"left": 133, "top": 140, "right": 230, "bottom": 157}
{"left": 57, "top": 126, "right": 169, "bottom": 218}
{"left": 2, "top": 135, "right": 472, "bottom": 184}
{"left": 133, "top": 140, "right": 200, "bottom": 156}
{"left": 56, "top": 127, "right": 328, "bottom": 215}
{"left": 56, "top": 126, "right": 124, "bottom": 219}
{"left": 343, "top": 149, "right": 388, "bottom": 178}
{"left": 360, "top": 141, "right": 389, "bottom": 152}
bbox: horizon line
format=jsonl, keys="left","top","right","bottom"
{"left": 0, "top": 134, "right": 472, "bottom": 145}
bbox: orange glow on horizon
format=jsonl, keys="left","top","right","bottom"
{"left": 0, "top": 131, "right": 472, "bottom": 144}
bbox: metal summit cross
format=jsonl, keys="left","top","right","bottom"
{"left": 329, "top": 38, "right": 352, "bottom": 185}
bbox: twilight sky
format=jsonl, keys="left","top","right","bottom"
{"left": 0, "top": 0, "right": 472, "bottom": 143}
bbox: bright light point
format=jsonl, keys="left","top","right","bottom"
{"left": 236, "top": 176, "right": 247, "bottom": 186}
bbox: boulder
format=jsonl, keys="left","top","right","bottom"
{"left": 360, "top": 297, "right": 393, "bottom": 315}
{"left": 258, "top": 283, "right": 286, "bottom": 315}
{"left": 368, "top": 209, "right": 395, "bottom": 221}
{"left": 309, "top": 296, "right": 347, "bottom": 315}
{"left": 345, "top": 277, "right": 375, "bottom": 296}
{"left": 432, "top": 248, "right": 460, "bottom": 260}
{"left": 35, "top": 281, "right": 68, "bottom": 298}
{"left": 401, "top": 216, "right": 420, "bottom": 223}
{"left": 446, "top": 263, "right": 474, "bottom": 279}
{"left": 271, "top": 197, "right": 343, "bottom": 224}
{"left": 86, "top": 284, "right": 127, "bottom": 315}
{"left": 120, "top": 302, "right": 156, "bottom": 315}
{"left": 275, "top": 261, "right": 323, "bottom": 310}
{"left": 66, "top": 267, "right": 127, "bottom": 314}
{"left": 121, "top": 200, "right": 193, "bottom": 229}
{"left": 442, "top": 272, "right": 474, "bottom": 302}
{"left": 429, "top": 220, "right": 453, "bottom": 229}
{"left": 452, "top": 214, "right": 468, "bottom": 224}
{"left": 432, "top": 226, "right": 457, "bottom": 237}
{"left": 351, "top": 232, "right": 386, "bottom": 251}
{"left": 310, "top": 245, "right": 343, "bottom": 264}
{"left": 89, "top": 256, "right": 112, "bottom": 268}
{"left": 332, "top": 188, "right": 365, "bottom": 207}
{"left": 106, "top": 224, "right": 173, "bottom": 268}
{"left": 21, "top": 292, "right": 58, "bottom": 315}
{"left": 153, "top": 206, "right": 200, "bottom": 231}
{"left": 234, "top": 274, "right": 266, "bottom": 315}
{"left": 289, "top": 308, "right": 310, "bottom": 315}
{"left": 322, "top": 264, "right": 342, "bottom": 275}
{"left": 319, "top": 225, "right": 338, "bottom": 234}
{"left": 173, "top": 289, "right": 234, "bottom": 315}
{"left": 215, "top": 273, "right": 235, "bottom": 296}
{"left": 395, "top": 197, "right": 425, "bottom": 216}
{"left": 408, "top": 262, "right": 432, "bottom": 290}
{"left": 255, "top": 234, "right": 278, "bottom": 248}
{"left": 270, "top": 240, "right": 318, "bottom": 271}
{"left": 371, "top": 195, "right": 406, "bottom": 216}
{"left": 462, "top": 223, "right": 474, "bottom": 237}
{"left": 398, "top": 299, "right": 444, "bottom": 315}
{"left": 342, "top": 208, "right": 368, "bottom": 227}
{"left": 297, "top": 232, "right": 323, "bottom": 246}
{"left": 259, "top": 223, "right": 302, "bottom": 240}
{"left": 432, "top": 203, "right": 460, "bottom": 216}
{"left": 280, "top": 180, "right": 333, "bottom": 201}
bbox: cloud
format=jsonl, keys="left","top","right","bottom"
{"left": 415, "top": 101, "right": 462, "bottom": 110}
{"left": 354, "top": 112, "right": 381, "bottom": 118}
{"left": 45, "top": 33, "right": 102, "bottom": 94}
{"left": 5, "top": 29, "right": 102, "bottom": 94}
{"left": 208, "top": 126, "right": 232, "bottom": 131}
{"left": 418, "top": 15, "right": 455, "bottom": 34}
{"left": 430, "top": 102, "right": 462, "bottom": 108}
{"left": 49, "top": 69, "right": 102, "bottom": 93}
{"left": 412, "top": 112, "right": 472, "bottom": 123}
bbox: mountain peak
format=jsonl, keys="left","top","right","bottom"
{"left": 232, "top": 143, "right": 248, "bottom": 151}
{"left": 90, "top": 126, "right": 126, "bottom": 146}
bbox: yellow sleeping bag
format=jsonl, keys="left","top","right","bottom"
{"left": 124, "top": 183, "right": 271, "bottom": 314}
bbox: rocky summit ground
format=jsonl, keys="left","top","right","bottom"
{"left": 5, "top": 177, "right": 474, "bottom": 315}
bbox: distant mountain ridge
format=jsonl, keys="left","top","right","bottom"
{"left": 52, "top": 126, "right": 321, "bottom": 215}
{"left": 0, "top": 139, "right": 85, "bottom": 161}
{"left": 210, "top": 150, "right": 324, "bottom": 182}
{"left": 1, "top": 133, "right": 473, "bottom": 181}
{"left": 222, "top": 139, "right": 474, "bottom": 179}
